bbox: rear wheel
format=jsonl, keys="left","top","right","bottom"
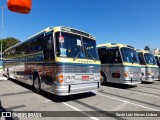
{"left": 33, "top": 74, "right": 41, "bottom": 94}
{"left": 101, "top": 73, "right": 107, "bottom": 85}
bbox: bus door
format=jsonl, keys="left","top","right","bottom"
{"left": 108, "top": 48, "right": 123, "bottom": 83}
{"left": 42, "top": 33, "right": 55, "bottom": 90}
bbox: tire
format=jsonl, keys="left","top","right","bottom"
{"left": 6, "top": 69, "right": 10, "bottom": 80}
{"left": 33, "top": 74, "right": 41, "bottom": 94}
{"left": 101, "top": 73, "right": 107, "bottom": 85}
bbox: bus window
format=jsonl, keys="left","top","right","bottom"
{"left": 98, "top": 48, "right": 109, "bottom": 64}
{"left": 55, "top": 32, "right": 83, "bottom": 58}
{"left": 109, "top": 49, "right": 122, "bottom": 63}
{"left": 43, "top": 34, "right": 54, "bottom": 60}
{"left": 155, "top": 56, "right": 160, "bottom": 66}
{"left": 31, "top": 37, "right": 43, "bottom": 52}
{"left": 144, "top": 53, "right": 156, "bottom": 65}
{"left": 121, "top": 47, "right": 139, "bottom": 63}
{"left": 0, "top": 59, "right": 3, "bottom": 66}
{"left": 138, "top": 53, "right": 146, "bottom": 65}
{"left": 83, "top": 37, "right": 99, "bottom": 60}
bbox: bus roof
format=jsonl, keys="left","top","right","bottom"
{"left": 155, "top": 54, "right": 160, "bottom": 57}
{"left": 28, "top": 26, "right": 95, "bottom": 40}
{"left": 137, "top": 50, "right": 150, "bottom": 54}
{"left": 4, "top": 26, "right": 95, "bottom": 52}
{"left": 97, "top": 43, "right": 135, "bottom": 49}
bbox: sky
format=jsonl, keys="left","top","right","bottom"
{"left": 0, "top": 0, "right": 160, "bottom": 50}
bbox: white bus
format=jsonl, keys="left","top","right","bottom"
{"left": 97, "top": 43, "right": 142, "bottom": 85}
{"left": 3, "top": 26, "right": 101, "bottom": 95}
{"left": 137, "top": 50, "right": 159, "bottom": 82}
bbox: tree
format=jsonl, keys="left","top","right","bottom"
{"left": 0, "top": 37, "right": 20, "bottom": 52}
{"left": 144, "top": 46, "right": 150, "bottom": 52}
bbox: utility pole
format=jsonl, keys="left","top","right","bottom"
{"left": 0, "top": 6, "right": 4, "bottom": 61}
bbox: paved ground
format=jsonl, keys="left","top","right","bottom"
{"left": 0, "top": 74, "right": 160, "bottom": 120}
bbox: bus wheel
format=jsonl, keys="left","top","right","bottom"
{"left": 101, "top": 73, "right": 107, "bottom": 85}
{"left": 33, "top": 74, "right": 41, "bottom": 94}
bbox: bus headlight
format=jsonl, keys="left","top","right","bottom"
{"left": 94, "top": 75, "right": 100, "bottom": 80}
{"left": 71, "top": 76, "right": 76, "bottom": 82}
{"left": 65, "top": 75, "right": 75, "bottom": 83}
{"left": 66, "top": 76, "right": 71, "bottom": 82}
{"left": 147, "top": 72, "right": 154, "bottom": 76}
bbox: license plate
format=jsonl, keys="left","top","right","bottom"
{"left": 82, "top": 76, "right": 89, "bottom": 81}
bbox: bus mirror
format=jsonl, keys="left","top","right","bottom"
{"left": 8, "top": 0, "right": 32, "bottom": 14}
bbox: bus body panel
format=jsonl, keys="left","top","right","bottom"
{"left": 141, "top": 66, "right": 159, "bottom": 82}
{"left": 101, "top": 64, "right": 141, "bottom": 84}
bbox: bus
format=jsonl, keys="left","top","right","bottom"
{"left": 3, "top": 26, "right": 101, "bottom": 96}
{"left": 97, "top": 43, "right": 142, "bottom": 85}
{"left": 154, "top": 55, "right": 160, "bottom": 80}
{"left": 137, "top": 50, "right": 159, "bottom": 82}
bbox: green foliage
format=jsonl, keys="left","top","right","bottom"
{"left": 0, "top": 37, "right": 20, "bottom": 52}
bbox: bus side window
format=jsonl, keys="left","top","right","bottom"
{"left": 43, "top": 34, "right": 54, "bottom": 60}
{"left": 98, "top": 48, "right": 109, "bottom": 64}
{"left": 138, "top": 53, "right": 146, "bottom": 65}
{"left": 155, "top": 57, "right": 160, "bottom": 66}
{"left": 31, "top": 36, "right": 43, "bottom": 52}
{"left": 109, "top": 49, "right": 122, "bottom": 63}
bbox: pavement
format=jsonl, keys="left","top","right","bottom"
{"left": 0, "top": 73, "right": 160, "bottom": 120}
{"left": 0, "top": 69, "right": 7, "bottom": 80}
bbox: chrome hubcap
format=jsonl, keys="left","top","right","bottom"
{"left": 34, "top": 77, "right": 39, "bottom": 89}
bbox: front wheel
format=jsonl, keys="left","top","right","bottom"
{"left": 33, "top": 74, "right": 41, "bottom": 94}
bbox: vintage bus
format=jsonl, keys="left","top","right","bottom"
{"left": 137, "top": 50, "right": 159, "bottom": 82}
{"left": 97, "top": 43, "right": 142, "bottom": 85}
{"left": 3, "top": 26, "right": 101, "bottom": 95}
{"left": 154, "top": 55, "right": 160, "bottom": 80}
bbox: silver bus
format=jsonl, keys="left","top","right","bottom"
{"left": 137, "top": 50, "right": 159, "bottom": 82}
{"left": 3, "top": 26, "right": 101, "bottom": 96}
{"left": 97, "top": 43, "right": 142, "bottom": 85}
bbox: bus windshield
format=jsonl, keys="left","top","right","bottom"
{"left": 121, "top": 47, "right": 139, "bottom": 63}
{"left": 144, "top": 53, "right": 156, "bottom": 65}
{"left": 55, "top": 32, "right": 99, "bottom": 60}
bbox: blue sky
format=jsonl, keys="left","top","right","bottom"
{"left": 0, "top": 0, "right": 160, "bottom": 50}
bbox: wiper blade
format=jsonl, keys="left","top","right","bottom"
{"left": 73, "top": 50, "right": 81, "bottom": 61}
{"left": 132, "top": 55, "right": 137, "bottom": 64}
{"left": 87, "top": 51, "right": 96, "bottom": 62}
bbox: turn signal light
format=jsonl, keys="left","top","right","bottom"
{"left": 56, "top": 75, "right": 63, "bottom": 83}
{"left": 124, "top": 72, "right": 129, "bottom": 77}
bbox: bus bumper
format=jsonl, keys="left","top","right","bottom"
{"left": 53, "top": 82, "right": 100, "bottom": 96}
{"left": 122, "top": 79, "right": 141, "bottom": 85}
{"left": 142, "top": 76, "right": 158, "bottom": 82}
